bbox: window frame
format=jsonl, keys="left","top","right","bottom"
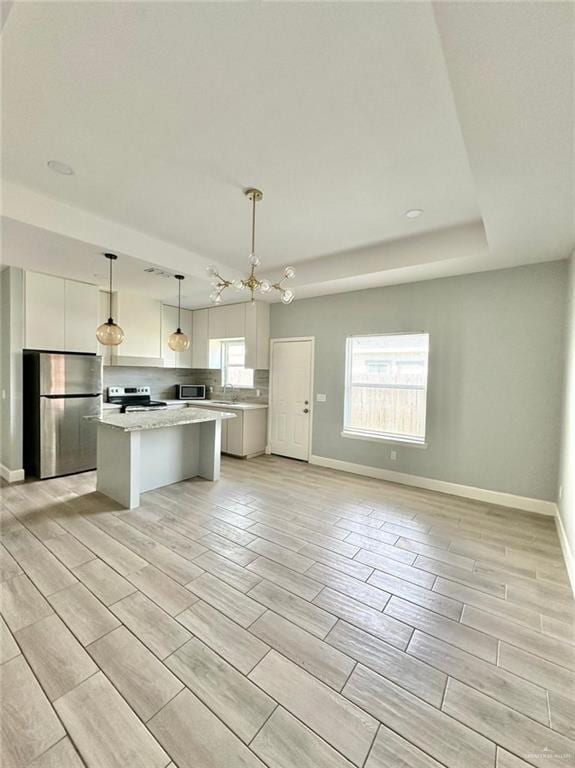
{"left": 220, "top": 338, "right": 254, "bottom": 389}
{"left": 343, "top": 332, "right": 430, "bottom": 447}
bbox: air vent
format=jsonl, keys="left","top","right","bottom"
{"left": 144, "top": 267, "right": 172, "bottom": 278}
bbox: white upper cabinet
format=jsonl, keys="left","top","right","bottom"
{"left": 162, "top": 304, "right": 193, "bottom": 369}
{"left": 208, "top": 303, "right": 245, "bottom": 340}
{"left": 65, "top": 280, "right": 99, "bottom": 353}
{"left": 244, "top": 301, "right": 270, "bottom": 370}
{"left": 192, "top": 308, "right": 211, "bottom": 368}
{"left": 113, "top": 292, "right": 163, "bottom": 364}
{"left": 25, "top": 271, "right": 98, "bottom": 353}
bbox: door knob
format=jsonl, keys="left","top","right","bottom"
{"left": 303, "top": 408, "right": 309, "bottom": 414}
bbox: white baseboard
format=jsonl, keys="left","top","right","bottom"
{"left": 555, "top": 509, "right": 575, "bottom": 597}
{"left": 309, "top": 455, "right": 557, "bottom": 516}
{"left": 0, "top": 464, "right": 25, "bottom": 483}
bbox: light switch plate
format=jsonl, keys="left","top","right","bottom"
{"left": 316, "top": 394, "right": 327, "bottom": 402}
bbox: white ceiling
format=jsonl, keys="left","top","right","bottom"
{"left": 1, "top": 1, "right": 573, "bottom": 309}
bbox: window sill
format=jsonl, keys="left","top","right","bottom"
{"left": 341, "top": 431, "right": 428, "bottom": 449}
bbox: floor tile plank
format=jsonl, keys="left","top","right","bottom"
{"left": 327, "top": 620, "right": 445, "bottom": 706}
{"left": 0, "top": 655, "right": 65, "bottom": 767}
{"left": 250, "top": 610, "right": 355, "bottom": 690}
{"left": 148, "top": 688, "right": 266, "bottom": 768}
{"left": 73, "top": 558, "right": 136, "bottom": 605}
{"left": 110, "top": 591, "right": 190, "bottom": 659}
{"left": 177, "top": 600, "right": 269, "bottom": 674}
{"left": 186, "top": 572, "right": 265, "bottom": 627}
{"left": 408, "top": 630, "right": 549, "bottom": 723}
{"left": 314, "top": 587, "right": 412, "bottom": 649}
{"left": 343, "top": 664, "right": 495, "bottom": 768}
{"left": 165, "top": 638, "right": 276, "bottom": 742}
{"left": 251, "top": 707, "right": 355, "bottom": 768}
{"left": 442, "top": 678, "right": 575, "bottom": 768}
{"left": 249, "top": 580, "right": 337, "bottom": 638}
{"left": 48, "top": 582, "right": 119, "bottom": 646}
{"left": 54, "top": 672, "right": 169, "bottom": 768}
{"left": 250, "top": 650, "right": 378, "bottom": 766}
{"left": 88, "top": 625, "right": 183, "bottom": 721}
{"left": 16, "top": 614, "right": 97, "bottom": 701}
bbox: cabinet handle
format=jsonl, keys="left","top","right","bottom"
{"left": 303, "top": 408, "right": 309, "bottom": 414}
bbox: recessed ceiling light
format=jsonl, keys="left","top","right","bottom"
{"left": 47, "top": 160, "right": 75, "bottom": 176}
{"left": 405, "top": 209, "right": 423, "bottom": 219}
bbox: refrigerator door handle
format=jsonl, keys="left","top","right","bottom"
{"left": 43, "top": 393, "right": 101, "bottom": 399}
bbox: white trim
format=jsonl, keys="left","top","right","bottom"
{"left": 0, "top": 464, "right": 24, "bottom": 483}
{"left": 341, "top": 430, "right": 427, "bottom": 449}
{"left": 268, "top": 337, "right": 315, "bottom": 461}
{"left": 555, "top": 509, "right": 575, "bottom": 597}
{"left": 309, "top": 454, "right": 557, "bottom": 516}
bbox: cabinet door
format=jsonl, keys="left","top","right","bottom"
{"left": 225, "top": 411, "right": 244, "bottom": 455}
{"left": 116, "top": 293, "right": 162, "bottom": 359}
{"left": 225, "top": 303, "right": 245, "bottom": 338}
{"left": 25, "top": 272, "right": 65, "bottom": 351}
{"left": 162, "top": 305, "right": 178, "bottom": 368}
{"left": 244, "top": 302, "right": 270, "bottom": 370}
{"left": 209, "top": 304, "right": 245, "bottom": 340}
{"left": 65, "top": 280, "right": 99, "bottom": 353}
{"left": 98, "top": 291, "right": 114, "bottom": 365}
{"left": 192, "top": 308, "right": 210, "bottom": 368}
{"left": 177, "top": 309, "right": 193, "bottom": 369}
{"left": 220, "top": 418, "right": 229, "bottom": 453}
{"left": 243, "top": 409, "right": 268, "bottom": 456}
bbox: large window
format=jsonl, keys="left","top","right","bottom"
{"left": 221, "top": 339, "right": 254, "bottom": 388}
{"left": 344, "top": 333, "right": 429, "bottom": 444}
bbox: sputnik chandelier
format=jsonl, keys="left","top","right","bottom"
{"left": 207, "top": 188, "right": 295, "bottom": 305}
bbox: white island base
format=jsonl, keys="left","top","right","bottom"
{"left": 93, "top": 408, "right": 234, "bottom": 509}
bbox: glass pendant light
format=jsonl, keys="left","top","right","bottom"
{"left": 96, "top": 253, "right": 124, "bottom": 346}
{"left": 168, "top": 274, "right": 190, "bottom": 352}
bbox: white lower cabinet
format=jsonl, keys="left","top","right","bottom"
{"left": 197, "top": 404, "right": 267, "bottom": 457}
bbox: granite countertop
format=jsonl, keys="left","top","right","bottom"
{"left": 102, "top": 400, "right": 268, "bottom": 411}
{"left": 189, "top": 400, "right": 268, "bottom": 411}
{"left": 90, "top": 407, "right": 236, "bottom": 432}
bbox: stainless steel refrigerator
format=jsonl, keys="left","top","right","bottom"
{"left": 23, "top": 352, "right": 103, "bottom": 478}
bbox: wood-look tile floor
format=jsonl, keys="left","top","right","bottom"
{"left": 1, "top": 455, "right": 574, "bottom": 768}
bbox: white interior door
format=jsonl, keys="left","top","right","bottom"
{"left": 270, "top": 339, "right": 313, "bottom": 461}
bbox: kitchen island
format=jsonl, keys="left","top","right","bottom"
{"left": 91, "top": 407, "right": 236, "bottom": 509}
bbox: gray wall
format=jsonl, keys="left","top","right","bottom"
{"left": 271, "top": 261, "right": 567, "bottom": 502}
{"left": 0, "top": 267, "right": 24, "bottom": 474}
{"left": 559, "top": 255, "right": 574, "bottom": 579}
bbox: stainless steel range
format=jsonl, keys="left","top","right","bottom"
{"left": 107, "top": 386, "right": 167, "bottom": 413}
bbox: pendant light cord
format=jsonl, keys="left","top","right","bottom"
{"left": 108, "top": 256, "right": 113, "bottom": 322}
{"left": 178, "top": 278, "right": 181, "bottom": 331}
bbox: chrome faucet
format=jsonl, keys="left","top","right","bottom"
{"left": 223, "top": 383, "right": 238, "bottom": 403}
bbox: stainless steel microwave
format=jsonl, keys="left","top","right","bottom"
{"left": 177, "top": 384, "right": 206, "bottom": 400}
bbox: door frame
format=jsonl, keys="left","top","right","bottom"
{"left": 267, "top": 336, "right": 315, "bottom": 461}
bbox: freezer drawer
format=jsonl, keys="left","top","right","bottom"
{"left": 39, "top": 395, "right": 100, "bottom": 478}
{"left": 39, "top": 353, "right": 102, "bottom": 396}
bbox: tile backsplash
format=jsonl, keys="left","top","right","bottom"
{"left": 103, "top": 366, "right": 269, "bottom": 403}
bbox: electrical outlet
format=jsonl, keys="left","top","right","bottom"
{"left": 316, "top": 394, "right": 327, "bottom": 402}
{"left": 390, "top": 450, "right": 397, "bottom": 461}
